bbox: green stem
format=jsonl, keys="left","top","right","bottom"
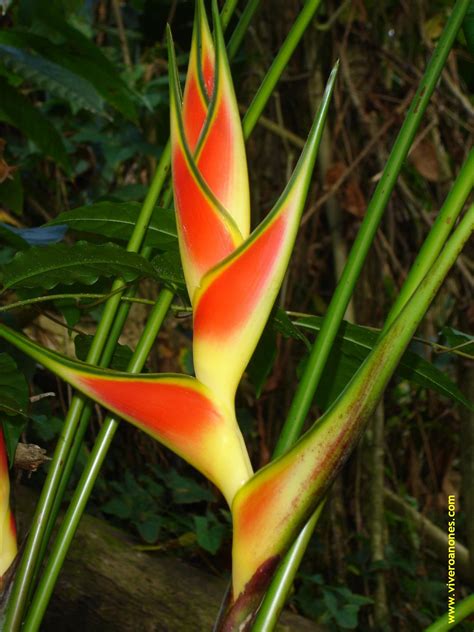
{"left": 0, "top": 291, "right": 129, "bottom": 313}
{"left": 275, "top": 0, "right": 471, "bottom": 454}
{"left": 220, "top": 0, "right": 239, "bottom": 30}
{"left": 242, "top": 0, "right": 324, "bottom": 138}
{"left": 251, "top": 203, "right": 473, "bottom": 632}
{"left": 253, "top": 1, "right": 472, "bottom": 628}
{"left": 384, "top": 147, "right": 474, "bottom": 329}
{"left": 0, "top": 293, "right": 189, "bottom": 313}
{"left": 251, "top": 503, "right": 325, "bottom": 632}
{"left": 22, "top": 289, "right": 174, "bottom": 632}
{"left": 424, "top": 593, "right": 474, "bottom": 631}
{"left": 227, "top": 0, "right": 261, "bottom": 59}
{"left": 33, "top": 275, "right": 150, "bottom": 582}
{"left": 4, "top": 128, "right": 173, "bottom": 629}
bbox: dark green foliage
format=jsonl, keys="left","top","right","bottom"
{"left": 295, "top": 316, "right": 473, "bottom": 411}
{"left": 293, "top": 574, "right": 373, "bottom": 630}
{"left": 49, "top": 202, "right": 178, "bottom": 249}
{"left": 0, "top": 77, "right": 70, "bottom": 168}
{"left": 0, "top": 352, "right": 29, "bottom": 418}
{"left": 152, "top": 251, "right": 187, "bottom": 291}
{"left": 97, "top": 467, "right": 225, "bottom": 551}
{"left": 0, "top": 241, "right": 158, "bottom": 290}
{"left": 0, "top": 33, "right": 105, "bottom": 114}
{"left": 0, "top": 352, "right": 29, "bottom": 461}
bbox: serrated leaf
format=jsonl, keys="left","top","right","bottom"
{"left": 49, "top": 202, "right": 178, "bottom": 249}
{"left": 0, "top": 36, "right": 105, "bottom": 114}
{"left": 295, "top": 316, "right": 473, "bottom": 411}
{"left": 4, "top": 24, "right": 138, "bottom": 120}
{"left": 0, "top": 76, "right": 69, "bottom": 168}
{"left": 0, "top": 241, "right": 158, "bottom": 291}
{"left": 152, "top": 251, "right": 186, "bottom": 290}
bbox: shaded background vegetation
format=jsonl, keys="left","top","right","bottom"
{"left": 0, "top": 0, "right": 472, "bottom": 629}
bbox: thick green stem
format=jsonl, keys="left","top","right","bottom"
{"left": 34, "top": 277, "right": 150, "bottom": 580}
{"left": 251, "top": 504, "right": 325, "bottom": 632}
{"left": 227, "top": 0, "right": 261, "bottom": 59}
{"left": 253, "top": 1, "right": 472, "bottom": 628}
{"left": 239, "top": 205, "right": 473, "bottom": 632}
{"left": 242, "top": 0, "right": 323, "bottom": 139}
{"left": 275, "top": 0, "right": 471, "bottom": 454}
{"left": 424, "top": 593, "right": 474, "bottom": 631}
{"left": 384, "top": 147, "right": 474, "bottom": 329}
{"left": 3, "top": 146, "right": 170, "bottom": 631}
{"left": 22, "top": 289, "right": 174, "bottom": 632}
{"left": 220, "top": 0, "right": 239, "bottom": 30}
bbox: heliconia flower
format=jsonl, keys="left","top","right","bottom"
{"left": 192, "top": 63, "right": 338, "bottom": 405}
{"left": 0, "top": 326, "right": 252, "bottom": 506}
{"left": 169, "top": 0, "right": 250, "bottom": 303}
{"left": 0, "top": 427, "right": 17, "bottom": 584}
{"left": 0, "top": 18, "right": 337, "bottom": 509}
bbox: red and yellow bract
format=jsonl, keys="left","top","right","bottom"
{"left": 0, "top": 428, "right": 17, "bottom": 583}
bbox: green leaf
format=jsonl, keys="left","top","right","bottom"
{"left": 0, "top": 352, "right": 29, "bottom": 417}
{"left": 137, "top": 515, "right": 162, "bottom": 544}
{"left": 295, "top": 316, "right": 473, "bottom": 411}
{"left": 0, "top": 77, "right": 69, "bottom": 169}
{"left": 441, "top": 326, "right": 474, "bottom": 356}
{"left": 193, "top": 514, "right": 225, "bottom": 554}
{"left": 0, "top": 33, "right": 105, "bottom": 114}
{"left": 5, "top": 22, "right": 138, "bottom": 120}
{"left": 0, "top": 352, "right": 29, "bottom": 462}
{"left": 333, "top": 604, "right": 359, "bottom": 629}
{"left": 0, "top": 241, "right": 158, "bottom": 291}
{"left": 74, "top": 334, "right": 134, "bottom": 372}
{"left": 463, "top": 2, "right": 474, "bottom": 55}
{"left": 101, "top": 497, "right": 132, "bottom": 520}
{"left": 49, "top": 202, "right": 178, "bottom": 249}
{"left": 247, "top": 322, "right": 277, "bottom": 398}
{"left": 274, "top": 308, "right": 310, "bottom": 349}
{"left": 0, "top": 223, "right": 29, "bottom": 250}
{"left": 151, "top": 251, "right": 186, "bottom": 291}
{"left": 163, "top": 470, "right": 215, "bottom": 504}
{"left": 0, "top": 170, "right": 24, "bottom": 215}
{"left": 2, "top": 417, "right": 26, "bottom": 464}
